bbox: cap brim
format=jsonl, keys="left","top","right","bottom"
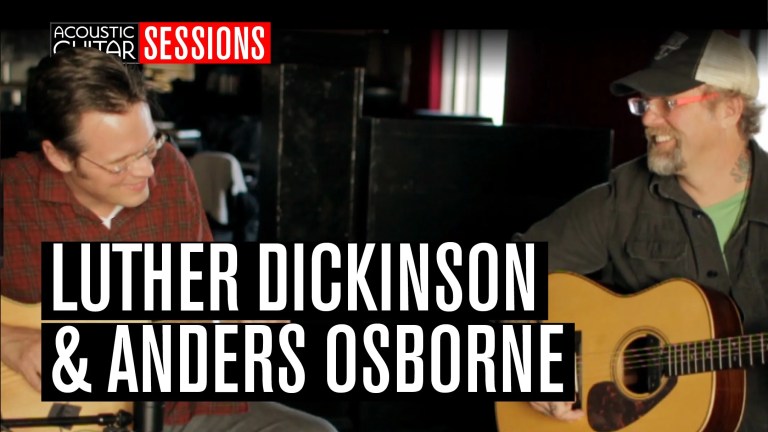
{"left": 610, "top": 68, "right": 704, "bottom": 97}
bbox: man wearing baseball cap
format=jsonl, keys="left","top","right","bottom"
{"left": 516, "top": 30, "right": 767, "bottom": 431}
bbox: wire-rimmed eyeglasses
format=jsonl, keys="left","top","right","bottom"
{"left": 78, "top": 131, "right": 167, "bottom": 175}
{"left": 627, "top": 93, "right": 720, "bottom": 116}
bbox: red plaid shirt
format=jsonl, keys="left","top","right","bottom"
{"left": 1, "top": 144, "right": 248, "bottom": 424}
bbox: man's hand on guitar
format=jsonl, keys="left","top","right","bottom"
{"left": 529, "top": 401, "right": 584, "bottom": 421}
{"left": 0, "top": 324, "right": 43, "bottom": 392}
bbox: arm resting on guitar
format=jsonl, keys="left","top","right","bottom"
{"left": 0, "top": 323, "right": 43, "bottom": 392}
{"left": 493, "top": 321, "right": 584, "bottom": 421}
{"left": 528, "top": 400, "right": 584, "bottom": 421}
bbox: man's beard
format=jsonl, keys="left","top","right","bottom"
{"left": 646, "top": 128, "right": 686, "bottom": 176}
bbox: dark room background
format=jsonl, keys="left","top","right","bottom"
{"left": 1, "top": 26, "right": 766, "bottom": 432}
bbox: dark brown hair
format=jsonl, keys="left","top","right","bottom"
{"left": 26, "top": 47, "right": 149, "bottom": 159}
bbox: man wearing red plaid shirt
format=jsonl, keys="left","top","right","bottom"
{"left": 0, "top": 47, "right": 335, "bottom": 432}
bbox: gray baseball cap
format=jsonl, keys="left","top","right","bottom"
{"left": 610, "top": 30, "right": 759, "bottom": 98}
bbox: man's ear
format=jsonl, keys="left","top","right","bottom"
{"left": 41, "top": 140, "right": 74, "bottom": 173}
{"left": 720, "top": 94, "right": 744, "bottom": 129}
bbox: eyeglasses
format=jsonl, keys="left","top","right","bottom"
{"left": 78, "top": 131, "right": 167, "bottom": 175}
{"left": 627, "top": 93, "right": 720, "bottom": 116}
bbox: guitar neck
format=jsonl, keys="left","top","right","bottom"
{"left": 661, "top": 332, "right": 768, "bottom": 376}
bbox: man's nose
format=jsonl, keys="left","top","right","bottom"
{"left": 641, "top": 104, "right": 666, "bottom": 128}
{"left": 128, "top": 155, "right": 155, "bottom": 178}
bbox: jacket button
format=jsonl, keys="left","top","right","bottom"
{"left": 706, "top": 270, "right": 718, "bottom": 278}
{"left": 693, "top": 210, "right": 704, "bottom": 219}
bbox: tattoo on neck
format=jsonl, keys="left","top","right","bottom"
{"left": 730, "top": 148, "right": 751, "bottom": 183}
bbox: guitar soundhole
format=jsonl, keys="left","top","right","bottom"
{"left": 622, "top": 335, "right": 662, "bottom": 395}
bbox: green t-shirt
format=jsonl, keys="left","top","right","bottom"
{"left": 702, "top": 189, "right": 748, "bottom": 253}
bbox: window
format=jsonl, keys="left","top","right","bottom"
{"left": 742, "top": 29, "right": 768, "bottom": 149}
{"left": 439, "top": 30, "right": 508, "bottom": 125}
{"left": 143, "top": 64, "right": 195, "bottom": 93}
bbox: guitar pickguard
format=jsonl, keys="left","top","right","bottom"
{"left": 587, "top": 376, "right": 677, "bottom": 432}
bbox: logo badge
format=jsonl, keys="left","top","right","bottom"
{"left": 654, "top": 32, "right": 689, "bottom": 61}
{"left": 50, "top": 23, "right": 140, "bottom": 63}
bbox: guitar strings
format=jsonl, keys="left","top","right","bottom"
{"left": 570, "top": 336, "right": 767, "bottom": 388}
{"left": 573, "top": 333, "right": 767, "bottom": 374}
{"left": 622, "top": 337, "right": 767, "bottom": 371}
{"left": 572, "top": 342, "right": 766, "bottom": 389}
{"left": 578, "top": 334, "right": 767, "bottom": 364}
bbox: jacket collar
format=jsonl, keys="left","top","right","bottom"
{"left": 649, "top": 140, "right": 768, "bottom": 225}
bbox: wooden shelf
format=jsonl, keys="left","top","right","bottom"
{"left": 0, "top": 81, "right": 26, "bottom": 89}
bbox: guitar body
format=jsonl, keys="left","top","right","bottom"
{"left": 1, "top": 297, "right": 134, "bottom": 432}
{"left": 495, "top": 272, "right": 747, "bottom": 432}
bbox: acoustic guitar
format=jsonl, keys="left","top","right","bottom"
{"left": 1, "top": 296, "right": 136, "bottom": 432}
{"left": 1, "top": 296, "right": 286, "bottom": 431}
{"left": 495, "top": 272, "right": 767, "bottom": 432}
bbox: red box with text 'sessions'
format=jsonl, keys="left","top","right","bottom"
{"left": 139, "top": 22, "right": 271, "bottom": 64}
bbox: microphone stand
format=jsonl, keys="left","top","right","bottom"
{"left": 0, "top": 410, "right": 133, "bottom": 431}
{"left": 132, "top": 402, "right": 164, "bottom": 432}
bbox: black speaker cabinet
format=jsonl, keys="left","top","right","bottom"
{"left": 259, "top": 63, "right": 365, "bottom": 242}
{"left": 364, "top": 118, "right": 614, "bottom": 243}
